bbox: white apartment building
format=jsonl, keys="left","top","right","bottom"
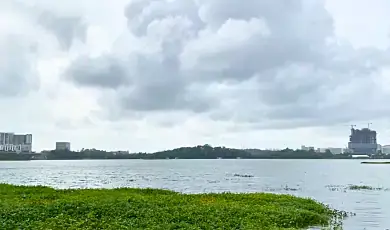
{"left": 0, "top": 132, "right": 32, "bottom": 153}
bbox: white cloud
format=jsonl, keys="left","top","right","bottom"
{"left": 2, "top": 0, "right": 390, "bottom": 152}
{"left": 326, "top": 0, "right": 390, "bottom": 49}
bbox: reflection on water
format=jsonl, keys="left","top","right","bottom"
{"left": 0, "top": 159, "right": 389, "bottom": 230}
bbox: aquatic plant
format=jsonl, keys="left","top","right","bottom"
{"left": 0, "top": 184, "right": 347, "bottom": 229}
{"left": 326, "top": 184, "right": 388, "bottom": 192}
{"left": 348, "top": 185, "right": 385, "bottom": 191}
{"left": 233, "top": 173, "right": 254, "bottom": 178}
{"left": 263, "top": 185, "right": 301, "bottom": 192}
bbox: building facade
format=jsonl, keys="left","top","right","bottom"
{"left": 56, "top": 142, "right": 71, "bottom": 151}
{"left": 382, "top": 145, "right": 390, "bottom": 154}
{"left": 317, "top": 147, "right": 343, "bottom": 154}
{"left": 301, "top": 145, "right": 315, "bottom": 151}
{"left": 348, "top": 128, "right": 377, "bottom": 155}
{"left": 0, "top": 132, "right": 32, "bottom": 153}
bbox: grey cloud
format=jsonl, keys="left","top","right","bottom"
{"left": 37, "top": 11, "right": 86, "bottom": 50}
{"left": 0, "top": 1, "right": 86, "bottom": 97}
{"left": 119, "top": 46, "right": 188, "bottom": 111}
{"left": 124, "top": 0, "right": 204, "bottom": 36}
{"left": 0, "top": 36, "right": 40, "bottom": 97}
{"left": 65, "top": 56, "right": 130, "bottom": 89}
{"left": 66, "top": 0, "right": 390, "bottom": 128}
{"left": 3, "top": 1, "right": 87, "bottom": 50}
{"left": 67, "top": 12, "right": 218, "bottom": 113}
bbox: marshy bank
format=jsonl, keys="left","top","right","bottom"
{"left": 0, "top": 184, "right": 347, "bottom": 229}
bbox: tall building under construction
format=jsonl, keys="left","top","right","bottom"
{"left": 348, "top": 127, "right": 377, "bottom": 155}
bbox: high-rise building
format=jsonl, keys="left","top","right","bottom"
{"left": 0, "top": 132, "right": 32, "bottom": 153}
{"left": 348, "top": 127, "right": 377, "bottom": 155}
{"left": 0, "top": 132, "right": 14, "bottom": 145}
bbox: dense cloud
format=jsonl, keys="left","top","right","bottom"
{"left": 0, "top": 36, "right": 40, "bottom": 97}
{"left": 37, "top": 11, "right": 86, "bottom": 50}
{"left": 2, "top": 0, "right": 390, "bottom": 151}
{"left": 65, "top": 56, "right": 129, "bottom": 89}
{"left": 54, "top": 0, "right": 390, "bottom": 127}
{"left": 0, "top": 0, "right": 88, "bottom": 97}
{"left": 0, "top": 2, "right": 39, "bottom": 96}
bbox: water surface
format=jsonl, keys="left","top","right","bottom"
{"left": 1, "top": 159, "right": 389, "bottom": 230}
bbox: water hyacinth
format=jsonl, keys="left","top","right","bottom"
{"left": 0, "top": 184, "right": 347, "bottom": 229}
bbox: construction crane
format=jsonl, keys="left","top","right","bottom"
{"left": 368, "top": 122, "right": 372, "bottom": 129}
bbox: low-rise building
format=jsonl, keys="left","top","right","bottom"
{"left": 327, "top": 148, "right": 343, "bottom": 154}
{"left": 343, "top": 148, "right": 353, "bottom": 154}
{"left": 316, "top": 147, "right": 343, "bottom": 154}
{"left": 301, "top": 145, "right": 315, "bottom": 151}
{"left": 382, "top": 145, "right": 390, "bottom": 154}
{"left": 56, "top": 142, "right": 71, "bottom": 151}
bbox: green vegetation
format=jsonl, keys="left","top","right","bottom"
{"left": 40, "top": 145, "right": 353, "bottom": 160}
{"left": 264, "top": 186, "right": 301, "bottom": 192}
{"left": 43, "top": 149, "right": 144, "bottom": 160}
{"left": 233, "top": 174, "right": 254, "bottom": 178}
{"left": 348, "top": 185, "right": 385, "bottom": 191}
{"left": 0, "top": 184, "right": 347, "bottom": 229}
{"left": 45, "top": 145, "right": 252, "bottom": 160}
{"left": 0, "top": 152, "right": 38, "bottom": 161}
{"left": 9, "top": 144, "right": 390, "bottom": 160}
{"left": 246, "top": 148, "right": 350, "bottom": 159}
{"left": 326, "top": 184, "right": 388, "bottom": 192}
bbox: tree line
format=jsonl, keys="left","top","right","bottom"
{"left": 43, "top": 145, "right": 353, "bottom": 160}
{"left": 3, "top": 144, "right": 389, "bottom": 161}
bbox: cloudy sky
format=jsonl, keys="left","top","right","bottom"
{"left": 1, "top": 0, "right": 390, "bottom": 152}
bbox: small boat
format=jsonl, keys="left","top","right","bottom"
{"left": 361, "top": 161, "right": 390, "bottom": 164}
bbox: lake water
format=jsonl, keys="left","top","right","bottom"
{"left": 0, "top": 159, "right": 389, "bottom": 230}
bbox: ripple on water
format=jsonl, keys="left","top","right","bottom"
{"left": 1, "top": 159, "right": 390, "bottom": 229}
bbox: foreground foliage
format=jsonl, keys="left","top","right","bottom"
{"left": 0, "top": 184, "right": 345, "bottom": 230}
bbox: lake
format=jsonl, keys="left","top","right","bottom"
{"left": 0, "top": 159, "right": 389, "bottom": 229}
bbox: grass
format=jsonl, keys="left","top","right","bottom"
{"left": 0, "top": 184, "right": 347, "bottom": 230}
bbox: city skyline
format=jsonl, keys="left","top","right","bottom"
{"left": 2, "top": 1, "right": 390, "bottom": 152}
{"left": 3, "top": 124, "right": 390, "bottom": 154}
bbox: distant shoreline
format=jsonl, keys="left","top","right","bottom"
{"left": 1, "top": 158, "right": 387, "bottom": 161}
{"left": 1, "top": 145, "right": 389, "bottom": 161}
